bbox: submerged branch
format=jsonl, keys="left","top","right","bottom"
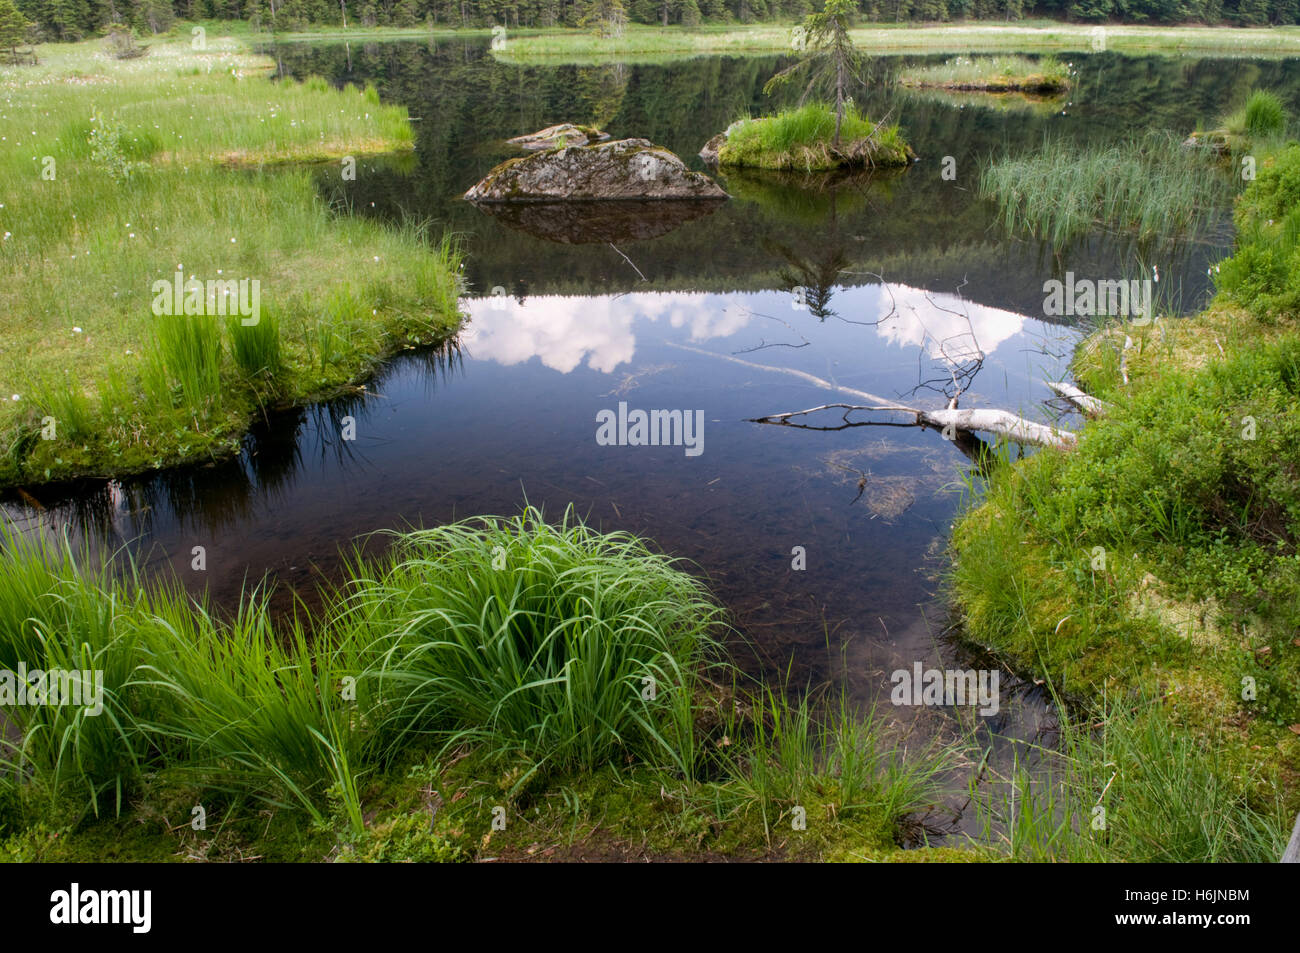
{"left": 672, "top": 343, "right": 1076, "bottom": 449}
{"left": 666, "top": 342, "right": 897, "bottom": 405}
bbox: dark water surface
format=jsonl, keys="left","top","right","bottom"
{"left": 9, "top": 41, "right": 1296, "bottom": 835}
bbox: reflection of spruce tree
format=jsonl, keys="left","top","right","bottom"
{"left": 774, "top": 240, "right": 850, "bottom": 321}
{"left": 771, "top": 184, "right": 853, "bottom": 321}
{"left": 576, "top": 63, "right": 629, "bottom": 129}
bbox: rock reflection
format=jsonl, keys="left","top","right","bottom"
{"left": 467, "top": 197, "right": 727, "bottom": 245}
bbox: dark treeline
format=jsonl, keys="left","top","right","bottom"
{"left": 18, "top": 0, "right": 1300, "bottom": 43}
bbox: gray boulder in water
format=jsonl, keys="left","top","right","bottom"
{"left": 464, "top": 138, "right": 728, "bottom": 202}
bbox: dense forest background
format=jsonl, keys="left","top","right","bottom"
{"left": 17, "top": 0, "right": 1300, "bottom": 43}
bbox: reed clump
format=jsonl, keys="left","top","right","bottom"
{"left": 980, "top": 134, "right": 1226, "bottom": 246}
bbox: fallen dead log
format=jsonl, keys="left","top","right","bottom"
{"left": 669, "top": 344, "right": 1077, "bottom": 450}
{"left": 1046, "top": 381, "right": 1110, "bottom": 417}
{"left": 752, "top": 403, "right": 1077, "bottom": 449}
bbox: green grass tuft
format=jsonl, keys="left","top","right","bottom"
{"left": 149, "top": 314, "right": 224, "bottom": 415}
{"left": 717, "top": 104, "right": 911, "bottom": 172}
{"left": 974, "top": 693, "right": 1286, "bottom": 862}
{"left": 339, "top": 507, "right": 726, "bottom": 783}
{"left": 1244, "top": 89, "right": 1287, "bottom": 137}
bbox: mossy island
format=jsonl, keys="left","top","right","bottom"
{"left": 702, "top": 105, "right": 915, "bottom": 173}
{"left": 702, "top": 1, "right": 914, "bottom": 174}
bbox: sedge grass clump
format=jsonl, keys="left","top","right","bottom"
{"left": 0, "top": 530, "right": 152, "bottom": 817}
{"left": 30, "top": 375, "right": 95, "bottom": 443}
{"left": 133, "top": 586, "right": 370, "bottom": 831}
{"left": 1192, "top": 88, "right": 1289, "bottom": 156}
{"left": 720, "top": 686, "right": 956, "bottom": 846}
{"left": 1225, "top": 89, "right": 1288, "bottom": 140}
{"left": 338, "top": 506, "right": 728, "bottom": 783}
{"left": 1245, "top": 89, "right": 1287, "bottom": 137}
{"left": 0, "top": 525, "right": 371, "bottom": 826}
{"left": 147, "top": 313, "right": 224, "bottom": 415}
{"left": 226, "top": 308, "right": 283, "bottom": 386}
{"left": 717, "top": 104, "right": 911, "bottom": 172}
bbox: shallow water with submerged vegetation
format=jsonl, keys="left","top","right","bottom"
{"left": 3, "top": 31, "right": 1299, "bottom": 861}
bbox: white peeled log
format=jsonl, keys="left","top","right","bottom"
{"left": 922, "top": 407, "right": 1077, "bottom": 449}
{"left": 1046, "top": 381, "right": 1110, "bottom": 417}
{"left": 752, "top": 402, "right": 1077, "bottom": 449}
{"left": 671, "top": 344, "right": 1079, "bottom": 450}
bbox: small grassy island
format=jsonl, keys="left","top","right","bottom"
{"left": 711, "top": 104, "right": 914, "bottom": 172}
{"left": 898, "top": 54, "right": 1072, "bottom": 94}
{"left": 705, "top": 1, "right": 912, "bottom": 173}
